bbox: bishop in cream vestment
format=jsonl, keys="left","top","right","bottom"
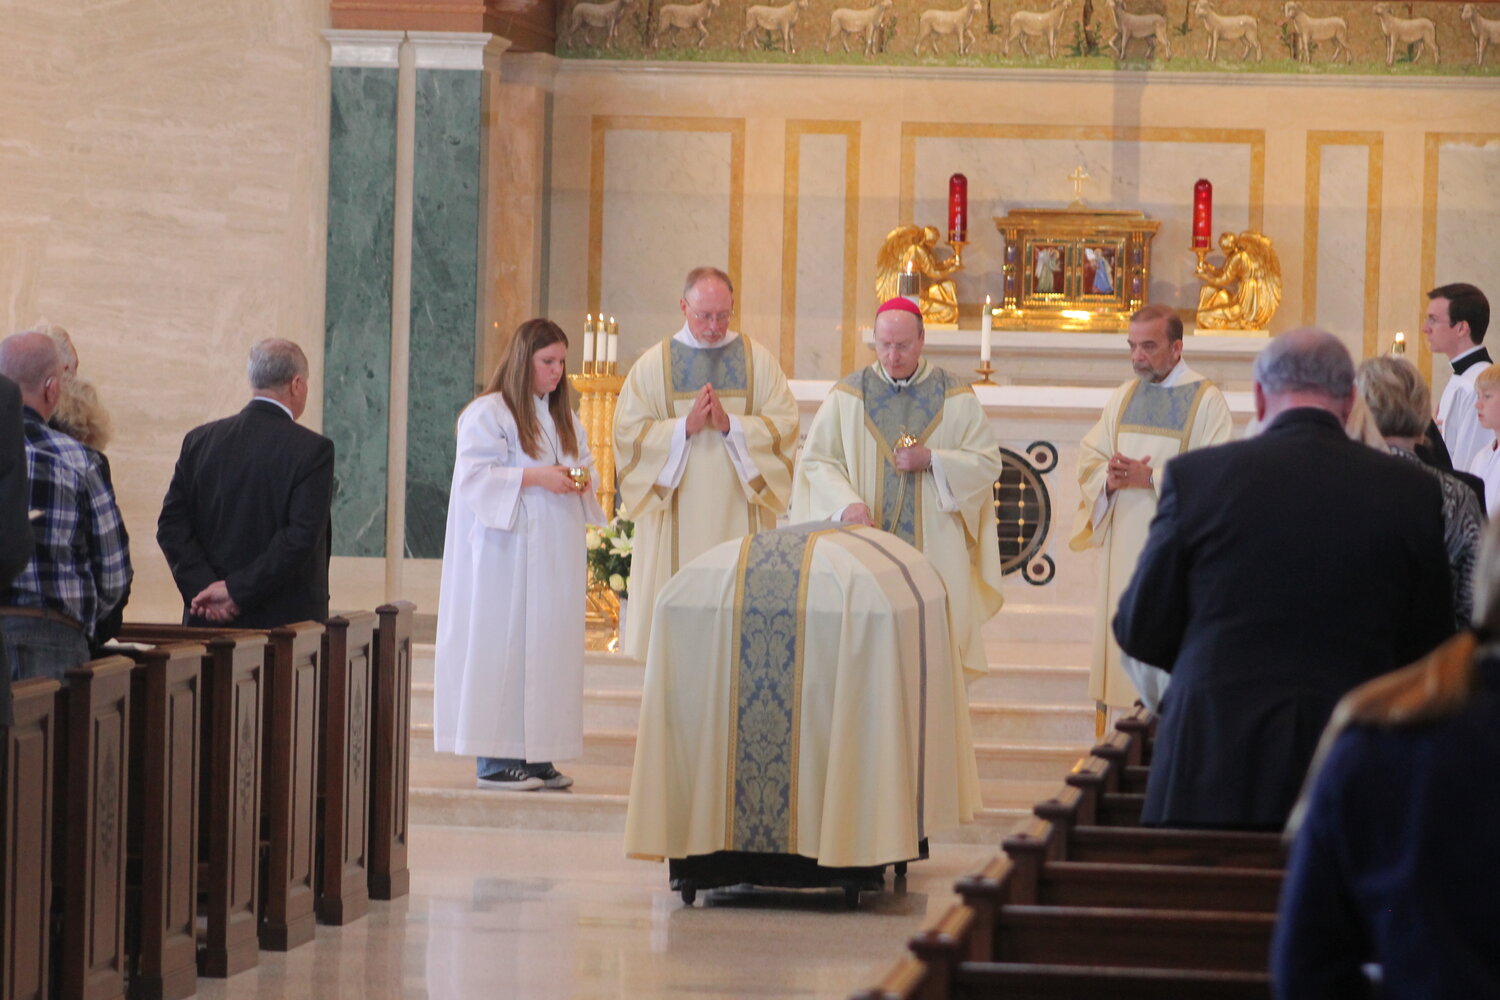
{"left": 792, "top": 330, "right": 1004, "bottom": 682}
{"left": 1072, "top": 356, "right": 1232, "bottom": 708}
{"left": 614, "top": 327, "right": 799, "bottom": 661}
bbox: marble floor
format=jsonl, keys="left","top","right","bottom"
{"left": 195, "top": 824, "right": 998, "bottom": 1000}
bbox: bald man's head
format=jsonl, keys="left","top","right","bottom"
{"left": 0, "top": 331, "right": 65, "bottom": 418}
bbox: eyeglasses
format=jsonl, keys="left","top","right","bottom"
{"left": 688, "top": 309, "right": 733, "bottom": 325}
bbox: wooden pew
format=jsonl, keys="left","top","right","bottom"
{"left": 258, "top": 622, "right": 324, "bottom": 951}
{"left": 122, "top": 622, "right": 326, "bottom": 953}
{"left": 118, "top": 642, "right": 203, "bottom": 1000}
{"left": 118, "top": 626, "right": 267, "bottom": 978}
{"left": 316, "top": 612, "right": 375, "bottom": 925}
{"left": 2, "top": 678, "right": 61, "bottom": 1000}
{"left": 368, "top": 602, "right": 414, "bottom": 900}
{"left": 55, "top": 656, "right": 134, "bottom": 1000}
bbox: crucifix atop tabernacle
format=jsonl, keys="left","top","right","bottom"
{"left": 1068, "top": 165, "right": 1090, "bottom": 205}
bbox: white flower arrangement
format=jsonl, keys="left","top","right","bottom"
{"left": 587, "top": 517, "right": 634, "bottom": 598}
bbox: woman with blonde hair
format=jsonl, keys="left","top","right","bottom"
{"left": 1273, "top": 519, "right": 1500, "bottom": 997}
{"left": 432, "top": 319, "right": 606, "bottom": 792}
{"left": 1356, "top": 355, "right": 1484, "bottom": 628}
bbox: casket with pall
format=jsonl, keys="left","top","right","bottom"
{"left": 625, "top": 523, "right": 981, "bottom": 894}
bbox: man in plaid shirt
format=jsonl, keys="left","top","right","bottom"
{"left": 0, "top": 331, "right": 131, "bottom": 681}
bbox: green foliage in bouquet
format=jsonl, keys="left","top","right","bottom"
{"left": 587, "top": 517, "right": 635, "bottom": 597}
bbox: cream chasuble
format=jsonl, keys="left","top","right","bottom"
{"left": 791, "top": 360, "right": 1004, "bottom": 681}
{"left": 624, "top": 524, "right": 981, "bottom": 868}
{"left": 1070, "top": 362, "right": 1232, "bottom": 708}
{"left": 614, "top": 329, "right": 799, "bottom": 661}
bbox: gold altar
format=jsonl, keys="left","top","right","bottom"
{"left": 994, "top": 207, "right": 1161, "bottom": 332}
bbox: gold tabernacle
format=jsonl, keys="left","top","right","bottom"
{"left": 994, "top": 207, "right": 1160, "bottom": 332}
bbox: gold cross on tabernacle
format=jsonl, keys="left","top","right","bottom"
{"left": 1068, "top": 165, "right": 1090, "bottom": 203}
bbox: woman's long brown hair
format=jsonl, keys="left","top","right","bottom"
{"left": 478, "top": 318, "right": 578, "bottom": 461}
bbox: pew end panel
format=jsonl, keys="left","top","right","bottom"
{"left": 58, "top": 656, "right": 135, "bottom": 1000}
{"left": 369, "top": 602, "right": 415, "bottom": 901}
{"left": 316, "top": 612, "right": 376, "bottom": 926}
{"left": 2, "top": 678, "right": 61, "bottom": 1000}
{"left": 119, "top": 642, "right": 203, "bottom": 1000}
{"left": 120, "top": 626, "right": 267, "bottom": 979}
{"left": 258, "top": 622, "right": 324, "bottom": 952}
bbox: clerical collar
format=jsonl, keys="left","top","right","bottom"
{"left": 674, "top": 324, "right": 740, "bottom": 350}
{"left": 1452, "top": 344, "right": 1491, "bottom": 375}
{"left": 1141, "top": 359, "right": 1190, "bottom": 388}
{"left": 876, "top": 358, "right": 928, "bottom": 388}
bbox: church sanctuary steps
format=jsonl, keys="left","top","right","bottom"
{"left": 405, "top": 625, "right": 1098, "bottom": 842}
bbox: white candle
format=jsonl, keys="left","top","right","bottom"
{"left": 583, "top": 314, "right": 596, "bottom": 365}
{"left": 980, "top": 295, "right": 993, "bottom": 363}
{"left": 607, "top": 317, "right": 619, "bottom": 366}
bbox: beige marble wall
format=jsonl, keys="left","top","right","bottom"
{"left": 1426, "top": 135, "right": 1500, "bottom": 403}
{"left": 598, "top": 125, "right": 737, "bottom": 359}
{"left": 1, "top": 0, "right": 333, "bottom": 620}
{"left": 790, "top": 130, "right": 855, "bottom": 380}
{"left": 547, "top": 65, "right": 1500, "bottom": 386}
{"left": 1312, "top": 143, "right": 1373, "bottom": 345}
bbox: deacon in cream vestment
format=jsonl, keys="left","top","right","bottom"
{"left": 1071, "top": 306, "right": 1233, "bottom": 710}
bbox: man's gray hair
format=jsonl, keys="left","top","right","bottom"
{"left": 0, "top": 331, "right": 64, "bottom": 392}
{"left": 1252, "top": 328, "right": 1355, "bottom": 399}
{"left": 683, "top": 266, "right": 734, "bottom": 297}
{"left": 248, "top": 339, "right": 310, "bottom": 391}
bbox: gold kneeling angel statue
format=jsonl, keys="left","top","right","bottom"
{"left": 876, "top": 225, "right": 963, "bottom": 325}
{"left": 1195, "top": 230, "right": 1282, "bottom": 331}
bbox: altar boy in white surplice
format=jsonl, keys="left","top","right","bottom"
{"left": 613, "top": 267, "right": 800, "bottom": 662}
{"left": 1071, "top": 305, "right": 1233, "bottom": 712}
{"left": 791, "top": 297, "right": 1005, "bottom": 681}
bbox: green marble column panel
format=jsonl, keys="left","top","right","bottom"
{"left": 406, "top": 68, "right": 482, "bottom": 558}
{"left": 324, "top": 66, "right": 397, "bottom": 558}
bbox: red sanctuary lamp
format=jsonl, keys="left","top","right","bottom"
{"left": 948, "top": 173, "right": 968, "bottom": 269}
{"left": 1191, "top": 178, "right": 1214, "bottom": 281}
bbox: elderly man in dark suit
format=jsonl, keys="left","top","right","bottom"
{"left": 1113, "top": 328, "right": 1455, "bottom": 830}
{"left": 158, "top": 339, "right": 334, "bottom": 628}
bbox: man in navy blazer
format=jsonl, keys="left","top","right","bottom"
{"left": 1113, "top": 328, "right": 1455, "bottom": 830}
{"left": 158, "top": 339, "right": 334, "bottom": 628}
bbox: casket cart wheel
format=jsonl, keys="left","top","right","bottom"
{"left": 680, "top": 884, "right": 697, "bottom": 906}
{"left": 843, "top": 885, "right": 861, "bottom": 910}
{"left": 894, "top": 861, "right": 908, "bottom": 877}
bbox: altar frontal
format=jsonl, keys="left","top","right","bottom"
{"left": 624, "top": 523, "right": 981, "bottom": 869}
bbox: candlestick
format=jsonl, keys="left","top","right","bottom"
{"left": 973, "top": 360, "right": 995, "bottom": 386}
{"left": 606, "top": 316, "right": 619, "bottom": 371}
{"left": 948, "top": 173, "right": 968, "bottom": 244}
{"left": 1193, "top": 179, "right": 1213, "bottom": 250}
{"left": 1392, "top": 331, "right": 1406, "bottom": 355}
{"left": 980, "top": 294, "right": 993, "bottom": 363}
{"left": 583, "top": 314, "right": 596, "bottom": 370}
{"left": 898, "top": 259, "right": 919, "bottom": 300}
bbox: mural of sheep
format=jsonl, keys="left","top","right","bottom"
{"left": 1194, "top": 0, "right": 1262, "bottom": 61}
{"left": 914, "top": 0, "right": 983, "bottom": 56}
{"left": 1005, "top": 0, "right": 1074, "bottom": 58}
